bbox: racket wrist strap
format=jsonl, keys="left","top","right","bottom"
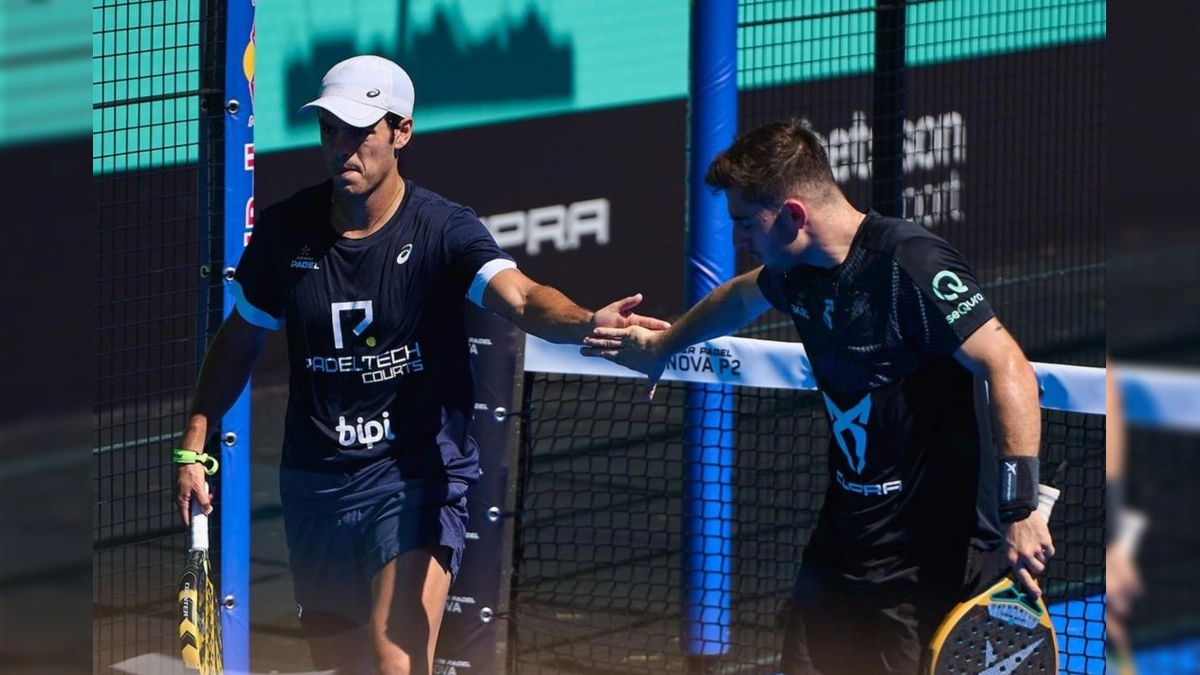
{"left": 173, "top": 448, "right": 219, "bottom": 475}
{"left": 998, "top": 456, "right": 1039, "bottom": 523}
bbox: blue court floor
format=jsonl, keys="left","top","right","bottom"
{"left": 1050, "top": 595, "right": 1200, "bottom": 675}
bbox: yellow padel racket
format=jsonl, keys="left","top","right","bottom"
{"left": 177, "top": 477, "right": 223, "bottom": 673}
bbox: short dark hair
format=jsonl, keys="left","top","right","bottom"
{"left": 704, "top": 118, "right": 837, "bottom": 204}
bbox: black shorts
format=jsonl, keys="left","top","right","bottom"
{"left": 780, "top": 545, "right": 1006, "bottom": 675}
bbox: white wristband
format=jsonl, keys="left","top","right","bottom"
{"left": 1036, "top": 484, "right": 1060, "bottom": 521}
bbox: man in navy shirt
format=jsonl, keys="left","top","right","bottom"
{"left": 174, "top": 55, "right": 668, "bottom": 675}
{"left": 584, "top": 119, "right": 1054, "bottom": 673}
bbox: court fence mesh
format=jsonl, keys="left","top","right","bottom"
{"left": 509, "top": 344, "right": 1108, "bottom": 675}
{"left": 93, "top": 0, "right": 227, "bottom": 671}
{"left": 735, "top": 1, "right": 1104, "bottom": 368}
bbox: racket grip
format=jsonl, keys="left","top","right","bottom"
{"left": 1036, "top": 484, "right": 1060, "bottom": 521}
{"left": 190, "top": 484, "right": 210, "bottom": 551}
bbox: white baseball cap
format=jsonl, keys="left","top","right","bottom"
{"left": 299, "top": 55, "right": 415, "bottom": 127}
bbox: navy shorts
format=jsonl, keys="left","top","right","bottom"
{"left": 282, "top": 489, "right": 468, "bottom": 638}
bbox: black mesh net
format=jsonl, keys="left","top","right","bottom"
{"left": 510, "top": 373, "right": 1105, "bottom": 674}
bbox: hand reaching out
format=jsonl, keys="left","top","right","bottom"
{"left": 591, "top": 293, "right": 671, "bottom": 331}
{"left": 582, "top": 324, "right": 670, "bottom": 400}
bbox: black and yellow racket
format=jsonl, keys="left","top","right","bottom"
{"left": 177, "top": 468, "right": 223, "bottom": 673}
{"left": 926, "top": 575, "right": 1059, "bottom": 674}
{"left": 926, "top": 477, "right": 1063, "bottom": 674}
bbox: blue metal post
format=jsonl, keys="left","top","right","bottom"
{"left": 221, "top": 1, "right": 255, "bottom": 671}
{"left": 685, "top": 1, "right": 737, "bottom": 668}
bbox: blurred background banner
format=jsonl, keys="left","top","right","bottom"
{"left": 255, "top": 0, "right": 686, "bottom": 149}
{"left": 4, "top": 0, "right": 90, "bottom": 426}
{"left": 255, "top": 0, "right": 1105, "bottom": 382}
{"left": 1, "top": 1, "right": 90, "bottom": 674}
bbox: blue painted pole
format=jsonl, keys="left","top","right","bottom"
{"left": 221, "top": 1, "right": 255, "bottom": 671}
{"left": 685, "top": 1, "right": 737, "bottom": 668}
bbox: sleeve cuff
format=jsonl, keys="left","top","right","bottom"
{"left": 467, "top": 258, "right": 518, "bottom": 308}
{"left": 230, "top": 280, "right": 285, "bottom": 330}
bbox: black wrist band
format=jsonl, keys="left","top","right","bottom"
{"left": 999, "top": 457, "right": 1039, "bottom": 523}
{"left": 1107, "top": 479, "right": 1124, "bottom": 544}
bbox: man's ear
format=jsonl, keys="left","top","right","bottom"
{"left": 781, "top": 198, "right": 808, "bottom": 234}
{"left": 392, "top": 117, "right": 414, "bottom": 151}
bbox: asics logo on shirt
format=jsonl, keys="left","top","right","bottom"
{"left": 396, "top": 244, "right": 413, "bottom": 265}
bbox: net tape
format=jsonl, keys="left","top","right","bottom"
{"left": 525, "top": 335, "right": 1194, "bottom": 422}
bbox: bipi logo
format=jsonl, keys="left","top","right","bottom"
{"left": 335, "top": 412, "right": 395, "bottom": 449}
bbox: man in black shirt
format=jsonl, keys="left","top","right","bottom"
{"left": 173, "top": 55, "right": 668, "bottom": 675}
{"left": 584, "top": 119, "right": 1054, "bottom": 673}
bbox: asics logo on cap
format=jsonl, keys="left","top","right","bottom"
{"left": 300, "top": 55, "right": 416, "bottom": 123}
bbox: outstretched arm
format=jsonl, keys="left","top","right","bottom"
{"left": 482, "top": 268, "right": 669, "bottom": 345}
{"left": 583, "top": 267, "right": 772, "bottom": 398}
{"left": 653, "top": 267, "right": 772, "bottom": 356}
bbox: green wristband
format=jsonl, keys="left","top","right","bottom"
{"left": 173, "top": 448, "right": 220, "bottom": 475}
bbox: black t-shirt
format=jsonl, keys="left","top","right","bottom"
{"left": 233, "top": 179, "right": 514, "bottom": 513}
{"left": 757, "top": 213, "right": 1003, "bottom": 578}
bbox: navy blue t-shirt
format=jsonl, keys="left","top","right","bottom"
{"left": 758, "top": 213, "right": 1003, "bottom": 578}
{"left": 233, "top": 180, "right": 514, "bottom": 513}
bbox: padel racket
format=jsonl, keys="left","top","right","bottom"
{"left": 178, "top": 482, "right": 223, "bottom": 673}
{"left": 926, "top": 480, "right": 1062, "bottom": 674}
